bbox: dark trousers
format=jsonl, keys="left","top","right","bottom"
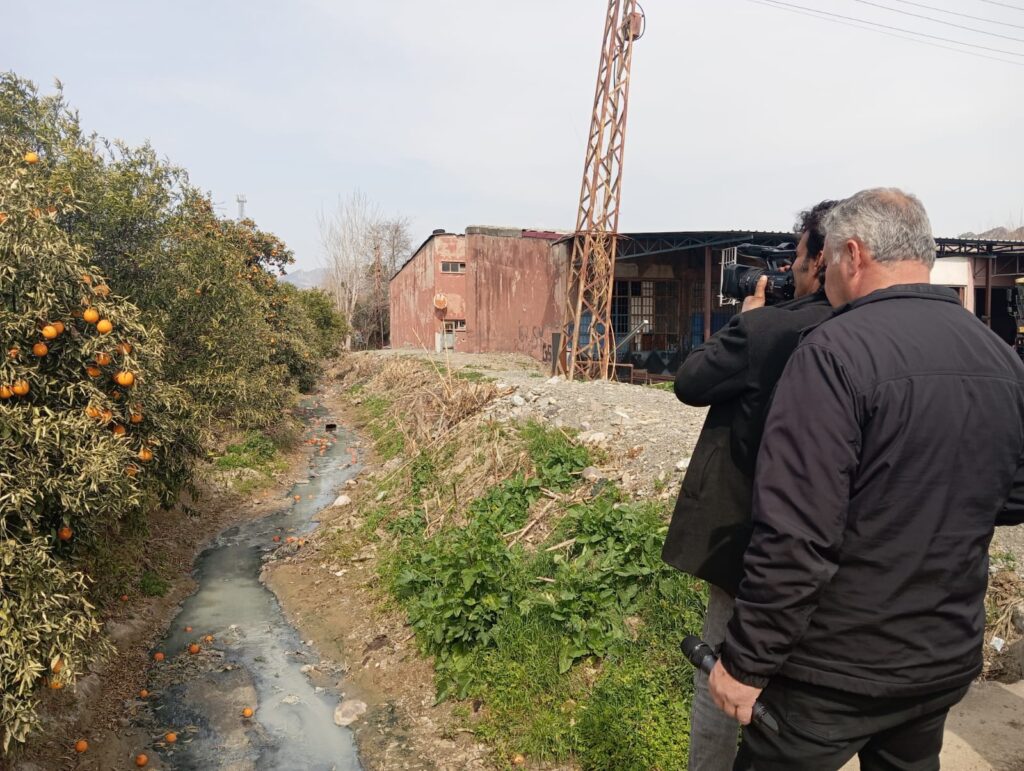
{"left": 733, "top": 677, "right": 970, "bottom": 771}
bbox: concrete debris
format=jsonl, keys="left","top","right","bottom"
{"left": 333, "top": 698, "right": 368, "bottom": 727}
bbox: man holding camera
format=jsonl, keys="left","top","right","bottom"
{"left": 709, "top": 188, "right": 1024, "bottom": 769}
{"left": 661, "top": 200, "right": 837, "bottom": 770}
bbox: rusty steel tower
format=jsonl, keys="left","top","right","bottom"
{"left": 560, "top": 1, "right": 644, "bottom": 381}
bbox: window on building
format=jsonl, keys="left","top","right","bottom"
{"left": 445, "top": 319, "right": 467, "bottom": 331}
{"left": 440, "top": 261, "right": 466, "bottom": 273}
{"left": 612, "top": 280, "right": 681, "bottom": 352}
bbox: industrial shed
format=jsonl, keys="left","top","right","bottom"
{"left": 391, "top": 226, "right": 1024, "bottom": 376}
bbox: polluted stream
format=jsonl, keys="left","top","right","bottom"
{"left": 142, "top": 404, "right": 363, "bottom": 770}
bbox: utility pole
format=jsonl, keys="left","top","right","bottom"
{"left": 559, "top": 1, "right": 644, "bottom": 381}
{"left": 236, "top": 194, "right": 247, "bottom": 221}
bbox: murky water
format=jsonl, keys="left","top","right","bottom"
{"left": 150, "top": 405, "right": 363, "bottom": 770}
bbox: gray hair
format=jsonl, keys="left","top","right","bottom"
{"left": 823, "top": 188, "right": 936, "bottom": 268}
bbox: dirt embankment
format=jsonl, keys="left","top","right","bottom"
{"left": 267, "top": 350, "right": 1024, "bottom": 771}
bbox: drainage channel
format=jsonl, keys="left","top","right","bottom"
{"left": 144, "top": 404, "right": 362, "bottom": 770}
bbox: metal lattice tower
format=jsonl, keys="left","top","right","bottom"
{"left": 559, "top": 1, "right": 644, "bottom": 381}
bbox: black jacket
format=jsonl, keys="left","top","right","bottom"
{"left": 722, "top": 284, "right": 1024, "bottom": 697}
{"left": 661, "top": 291, "right": 835, "bottom": 595}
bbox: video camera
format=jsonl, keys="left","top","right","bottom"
{"left": 721, "top": 244, "right": 796, "bottom": 305}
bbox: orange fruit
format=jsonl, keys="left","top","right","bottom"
{"left": 100, "top": 409, "right": 113, "bottom": 424}
{"left": 83, "top": 308, "right": 100, "bottom": 324}
{"left": 130, "top": 411, "right": 143, "bottom": 424}
{"left": 74, "top": 739, "right": 88, "bottom": 753}
{"left": 41, "top": 324, "right": 58, "bottom": 339}
{"left": 138, "top": 447, "right": 154, "bottom": 463}
{"left": 51, "top": 320, "right": 65, "bottom": 335}
{"left": 12, "top": 380, "right": 29, "bottom": 396}
{"left": 6, "top": 347, "right": 18, "bottom": 359}
{"left": 32, "top": 342, "right": 48, "bottom": 357}
{"left": 85, "top": 405, "right": 100, "bottom": 418}
{"left": 120, "top": 594, "right": 130, "bottom": 602}
{"left": 94, "top": 284, "right": 111, "bottom": 297}
{"left": 111, "top": 391, "right": 124, "bottom": 402}
{"left": 153, "top": 652, "right": 165, "bottom": 662}
{"left": 294, "top": 495, "right": 301, "bottom": 502}
{"left": 52, "top": 658, "right": 64, "bottom": 674}
{"left": 125, "top": 465, "right": 139, "bottom": 478}
{"left": 0, "top": 212, "right": 6, "bottom": 224}
{"left": 95, "top": 352, "right": 112, "bottom": 366}
{"left": 0, "top": 386, "right": 11, "bottom": 400}
{"left": 49, "top": 679, "right": 63, "bottom": 690}
{"left": 96, "top": 319, "right": 113, "bottom": 334}
{"left": 85, "top": 366, "right": 102, "bottom": 378}
{"left": 81, "top": 273, "right": 93, "bottom": 285}
{"left": 112, "top": 424, "right": 126, "bottom": 437}
{"left": 188, "top": 643, "right": 200, "bottom": 655}
{"left": 165, "top": 731, "right": 177, "bottom": 744}
{"left": 203, "top": 635, "right": 214, "bottom": 644}
{"left": 242, "top": 707, "right": 254, "bottom": 718}
{"left": 135, "top": 754, "right": 149, "bottom": 767}
{"left": 117, "top": 341, "right": 133, "bottom": 355}
{"left": 115, "top": 371, "right": 135, "bottom": 387}
{"left": 24, "top": 151, "right": 39, "bottom": 164}
{"left": 139, "top": 689, "right": 149, "bottom": 698}
{"left": 58, "top": 526, "right": 73, "bottom": 541}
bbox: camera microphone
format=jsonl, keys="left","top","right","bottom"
{"left": 681, "top": 635, "right": 780, "bottom": 735}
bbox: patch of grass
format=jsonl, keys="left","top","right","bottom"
{"left": 646, "top": 381, "right": 675, "bottom": 392}
{"left": 991, "top": 550, "right": 1019, "bottom": 572}
{"left": 454, "top": 369, "right": 490, "bottom": 383}
{"left": 215, "top": 432, "right": 277, "bottom": 470}
{"left": 139, "top": 570, "right": 170, "bottom": 597}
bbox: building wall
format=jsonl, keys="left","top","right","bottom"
{"left": 390, "top": 229, "right": 565, "bottom": 363}
{"left": 470, "top": 231, "right": 565, "bottom": 364}
{"left": 390, "top": 237, "right": 438, "bottom": 350}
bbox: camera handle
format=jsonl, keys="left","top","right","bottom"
{"left": 681, "top": 635, "right": 780, "bottom": 734}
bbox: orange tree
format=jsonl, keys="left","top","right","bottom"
{"left": 0, "top": 138, "right": 199, "bottom": 750}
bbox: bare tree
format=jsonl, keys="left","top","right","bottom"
{"left": 319, "top": 192, "right": 380, "bottom": 351}
{"left": 368, "top": 217, "right": 413, "bottom": 348}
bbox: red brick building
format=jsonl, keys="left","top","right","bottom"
{"left": 389, "top": 226, "right": 567, "bottom": 365}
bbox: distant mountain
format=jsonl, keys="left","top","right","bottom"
{"left": 279, "top": 267, "right": 328, "bottom": 289}
{"left": 959, "top": 226, "right": 1024, "bottom": 241}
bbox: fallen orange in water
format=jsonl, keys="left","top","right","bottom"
{"left": 242, "top": 707, "right": 254, "bottom": 718}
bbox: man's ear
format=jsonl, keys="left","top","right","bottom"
{"left": 846, "top": 238, "right": 866, "bottom": 274}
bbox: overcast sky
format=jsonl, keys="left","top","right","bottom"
{"left": 5, "top": 0, "right": 1023, "bottom": 271}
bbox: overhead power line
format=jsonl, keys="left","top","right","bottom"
{"left": 745, "top": 0, "right": 1024, "bottom": 66}
{"left": 847, "top": 0, "right": 1024, "bottom": 43}
{"left": 976, "top": 0, "right": 1024, "bottom": 12}
{"left": 751, "top": 0, "right": 1024, "bottom": 57}
{"left": 887, "top": 0, "right": 1024, "bottom": 30}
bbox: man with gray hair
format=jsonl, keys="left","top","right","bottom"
{"left": 708, "top": 188, "right": 1024, "bottom": 769}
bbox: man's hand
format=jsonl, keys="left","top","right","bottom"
{"left": 740, "top": 275, "right": 768, "bottom": 313}
{"left": 709, "top": 660, "right": 763, "bottom": 725}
